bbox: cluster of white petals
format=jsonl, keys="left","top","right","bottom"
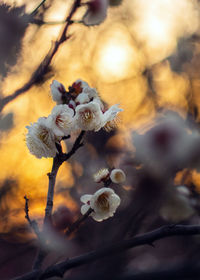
{"left": 93, "top": 168, "right": 126, "bottom": 184}
{"left": 26, "top": 79, "right": 122, "bottom": 158}
{"left": 26, "top": 117, "right": 59, "bottom": 158}
{"left": 93, "top": 168, "right": 110, "bottom": 183}
{"left": 48, "top": 105, "right": 74, "bottom": 137}
{"left": 80, "top": 187, "right": 120, "bottom": 222}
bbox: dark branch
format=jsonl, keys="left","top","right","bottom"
{"left": 24, "top": 195, "right": 41, "bottom": 239}
{"left": 44, "top": 130, "right": 85, "bottom": 223}
{"left": 0, "top": 0, "right": 82, "bottom": 113}
{"left": 13, "top": 224, "right": 200, "bottom": 280}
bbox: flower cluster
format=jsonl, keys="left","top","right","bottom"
{"left": 79, "top": 168, "right": 125, "bottom": 222}
{"left": 26, "top": 79, "right": 122, "bottom": 158}
{"left": 80, "top": 187, "right": 121, "bottom": 222}
{"left": 93, "top": 168, "right": 126, "bottom": 184}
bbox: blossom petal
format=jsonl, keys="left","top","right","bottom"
{"left": 80, "top": 194, "right": 92, "bottom": 203}
{"left": 81, "top": 204, "right": 90, "bottom": 215}
{"left": 102, "top": 104, "right": 123, "bottom": 127}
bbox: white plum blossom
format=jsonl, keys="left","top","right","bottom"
{"left": 82, "top": 0, "right": 108, "bottom": 26}
{"left": 75, "top": 101, "right": 102, "bottom": 131}
{"left": 26, "top": 117, "right": 58, "bottom": 158}
{"left": 82, "top": 86, "right": 99, "bottom": 99}
{"left": 50, "top": 80, "right": 66, "bottom": 104}
{"left": 110, "top": 168, "right": 126, "bottom": 183}
{"left": 80, "top": 187, "right": 120, "bottom": 222}
{"left": 75, "top": 101, "right": 122, "bottom": 131}
{"left": 93, "top": 168, "right": 110, "bottom": 183}
{"left": 159, "top": 187, "right": 194, "bottom": 222}
{"left": 48, "top": 105, "right": 74, "bottom": 137}
{"left": 26, "top": 78, "right": 123, "bottom": 158}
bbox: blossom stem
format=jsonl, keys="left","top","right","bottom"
{"left": 33, "top": 130, "right": 85, "bottom": 270}
{"left": 32, "top": 19, "right": 82, "bottom": 25}
{"left": 104, "top": 178, "right": 112, "bottom": 187}
{"left": 65, "top": 208, "right": 93, "bottom": 236}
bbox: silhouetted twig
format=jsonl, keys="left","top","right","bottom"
{"left": 24, "top": 195, "right": 41, "bottom": 239}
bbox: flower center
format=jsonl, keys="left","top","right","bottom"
{"left": 81, "top": 109, "right": 94, "bottom": 123}
{"left": 97, "top": 192, "right": 110, "bottom": 211}
{"left": 38, "top": 129, "right": 52, "bottom": 149}
{"left": 114, "top": 172, "right": 123, "bottom": 182}
{"left": 56, "top": 115, "right": 64, "bottom": 127}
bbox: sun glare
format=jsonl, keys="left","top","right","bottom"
{"left": 94, "top": 27, "right": 144, "bottom": 83}
{"left": 101, "top": 44, "right": 128, "bottom": 76}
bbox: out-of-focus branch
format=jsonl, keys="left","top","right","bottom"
{"left": 13, "top": 224, "right": 200, "bottom": 280}
{"left": 0, "top": 0, "right": 82, "bottom": 113}
{"left": 57, "top": 263, "right": 200, "bottom": 280}
{"left": 33, "top": 130, "right": 85, "bottom": 270}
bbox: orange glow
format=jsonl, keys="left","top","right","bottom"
{"left": 130, "top": 0, "right": 199, "bottom": 63}
{"left": 1, "top": 0, "right": 200, "bottom": 235}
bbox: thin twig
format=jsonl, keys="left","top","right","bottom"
{"left": 24, "top": 195, "right": 41, "bottom": 240}
{"left": 32, "top": 19, "right": 82, "bottom": 25}
{"left": 0, "top": 0, "right": 82, "bottom": 113}
{"left": 65, "top": 208, "right": 93, "bottom": 236}
{"left": 13, "top": 224, "right": 200, "bottom": 280}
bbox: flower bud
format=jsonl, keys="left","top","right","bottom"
{"left": 110, "top": 168, "right": 126, "bottom": 183}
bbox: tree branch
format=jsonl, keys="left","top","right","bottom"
{"left": 33, "top": 130, "right": 85, "bottom": 270}
{"left": 44, "top": 131, "right": 85, "bottom": 223}
{"left": 13, "top": 224, "right": 200, "bottom": 280}
{"left": 0, "top": 0, "right": 82, "bottom": 113}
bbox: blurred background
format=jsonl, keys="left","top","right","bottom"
{"left": 1, "top": 0, "right": 200, "bottom": 279}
